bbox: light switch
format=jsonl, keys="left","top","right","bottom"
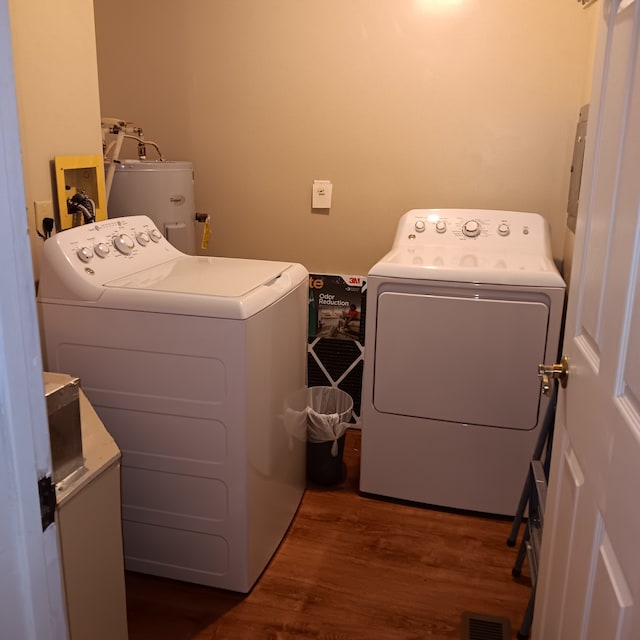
{"left": 312, "top": 180, "right": 332, "bottom": 209}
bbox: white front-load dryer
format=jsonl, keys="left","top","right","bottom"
{"left": 360, "top": 209, "right": 565, "bottom": 516}
{"left": 37, "top": 215, "right": 309, "bottom": 592}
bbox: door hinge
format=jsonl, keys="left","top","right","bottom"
{"left": 38, "top": 475, "right": 56, "bottom": 531}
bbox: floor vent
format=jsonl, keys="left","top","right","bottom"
{"left": 461, "top": 612, "right": 511, "bottom": 640}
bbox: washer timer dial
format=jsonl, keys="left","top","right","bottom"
{"left": 462, "top": 219, "right": 481, "bottom": 238}
{"left": 113, "top": 233, "right": 135, "bottom": 255}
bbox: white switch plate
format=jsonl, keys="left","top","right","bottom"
{"left": 312, "top": 180, "right": 332, "bottom": 209}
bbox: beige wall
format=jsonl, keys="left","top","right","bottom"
{"left": 94, "top": 0, "right": 597, "bottom": 276}
{"left": 9, "top": 0, "right": 102, "bottom": 281}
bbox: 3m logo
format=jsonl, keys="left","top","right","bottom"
{"left": 348, "top": 277, "right": 361, "bottom": 285}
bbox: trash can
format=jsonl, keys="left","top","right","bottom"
{"left": 306, "top": 386, "right": 353, "bottom": 486}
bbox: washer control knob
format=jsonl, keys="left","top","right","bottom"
{"left": 497, "top": 223, "right": 510, "bottom": 237}
{"left": 414, "top": 220, "right": 426, "bottom": 233}
{"left": 94, "top": 242, "right": 110, "bottom": 258}
{"left": 435, "top": 220, "right": 447, "bottom": 234}
{"left": 462, "top": 219, "right": 481, "bottom": 238}
{"left": 136, "top": 232, "right": 150, "bottom": 246}
{"left": 149, "top": 229, "right": 163, "bottom": 243}
{"left": 113, "top": 233, "right": 135, "bottom": 255}
{"left": 77, "top": 246, "right": 94, "bottom": 263}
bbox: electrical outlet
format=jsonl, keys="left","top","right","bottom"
{"left": 34, "top": 200, "right": 55, "bottom": 239}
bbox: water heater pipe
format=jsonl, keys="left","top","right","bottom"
{"left": 102, "top": 118, "right": 165, "bottom": 205}
{"left": 104, "top": 126, "right": 125, "bottom": 204}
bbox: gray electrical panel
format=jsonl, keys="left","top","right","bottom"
{"left": 567, "top": 105, "right": 589, "bottom": 233}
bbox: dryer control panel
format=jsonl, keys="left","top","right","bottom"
{"left": 393, "top": 208, "right": 550, "bottom": 254}
{"left": 371, "top": 208, "right": 564, "bottom": 287}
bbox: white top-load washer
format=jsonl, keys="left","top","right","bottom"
{"left": 38, "top": 215, "right": 309, "bottom": 592}
{"left": 360, "top": 209, "right": 565, "bottom": 516}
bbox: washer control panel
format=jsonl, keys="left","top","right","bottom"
{"left": 393, "top": 209, "right": 548, "bottom": 253}
{"left": 40, "top": 215, "right": 182, "bottom": 288}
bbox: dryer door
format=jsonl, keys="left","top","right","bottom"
{"left": 373, "top": 290, "right": 549, "bottom": 430}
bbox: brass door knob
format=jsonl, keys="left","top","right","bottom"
{"left": 538, "top": 355, "right": 569, "bottom": 395}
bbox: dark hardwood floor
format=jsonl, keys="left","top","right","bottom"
{"left": 125, "top": 429, "right": 531, "bottom": 639}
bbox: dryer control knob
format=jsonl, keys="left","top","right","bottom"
{"left": 149, "top": 229, "right": 163, "bottom": 243}
{"left": 136, "top": 232, "right": 150, "bottom": 246}
{"left": 462, "top": 219, "right": 481, "bottom": 237}
{"left": 414, "top": 220, "right": 426, "bottom": 233}
{"left": 435, "top": 220, "right": 447, "bottom": 234}
{"left": 77, "top": 246, "right": 93, "bottom": 263}
{"left": 497, "top": 223, "right": 510, "bottom": 237}
{"left": 113, "top": 233, "right": 135, "bottom": 255}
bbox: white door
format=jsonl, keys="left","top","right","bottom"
{"left": 0, "top": 0, "right": 68, "bottom": 637}
{"left": 533, "top": 1, "right": 640, "bottom": 638}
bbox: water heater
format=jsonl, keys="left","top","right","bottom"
{"left": 107, "top": 160, "right": 197, "bottom": 254}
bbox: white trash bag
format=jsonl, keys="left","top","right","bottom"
{"left": 306, "top": 386, "right": 353, "bottom": 456}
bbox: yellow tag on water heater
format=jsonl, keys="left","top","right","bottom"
{"left": 201, "top": 215, "right": 211, "bottom": 250}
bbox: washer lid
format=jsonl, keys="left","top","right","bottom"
{"left": 369, "top": 247, "right": 565, "bottom": 287}
{"left": 106, "top": 255, "right": 288, "bottom": 296}
{"left": 103, "top": 256, "right": 305, "bottom": 319}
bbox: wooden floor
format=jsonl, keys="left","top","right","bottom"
{"left": 125, "top": 429, "right": 531, "bottom": 640}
